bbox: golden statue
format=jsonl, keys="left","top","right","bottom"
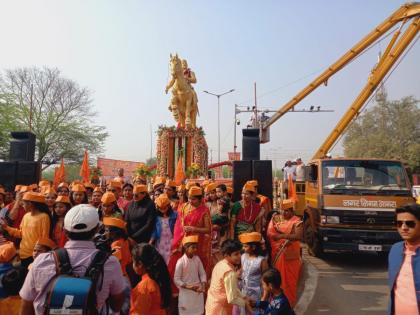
{"left": 165, "top": 54, "right": 198, "bottom": 128}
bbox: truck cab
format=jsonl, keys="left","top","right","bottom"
{"left": 303, "top": 158, "right": 415, "bottom": 256}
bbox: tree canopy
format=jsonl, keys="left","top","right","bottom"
{"left": 0, "top": 67, "right": 108, "bottom": 168}
{"left": 343, "top": 91, "right": 420, "bottom": 173}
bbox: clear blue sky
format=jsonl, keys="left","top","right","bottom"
{"left": 0, "top": 0, "right": 418, "bottom": 168}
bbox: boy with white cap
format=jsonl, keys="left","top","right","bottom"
{"left": 19, "top": 204, "right": 125, "bottom": 315}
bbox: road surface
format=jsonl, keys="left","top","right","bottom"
{"left": 296, "top": 248, "right": 389, "bottom": 315}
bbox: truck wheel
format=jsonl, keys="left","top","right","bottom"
{"left": 304, "top": 219, "right": 323, "bottom": 257}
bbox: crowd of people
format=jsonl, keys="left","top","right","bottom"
{"left": 0, "top": 173, "right": 418, "bottom": 315}
{"left": 0, "top": 174, "right": 302, "bottom": 315}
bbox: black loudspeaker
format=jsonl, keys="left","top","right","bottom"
{"left": 232, "top": 160, "right": 253, "bottom": 202}
{"left": 242, "top": 128, "right": 260, "bottom": 161}
{"left": 9, "top": 131, "right": 36, "bottom": 161}
{"left": 252, "top": 160, "right": 273, "bottom": 201}
{"left": 0, "top": 162, "right": 18, "bottom": 191}
{"left": 15, "top": 161, "right": 41, "bottom": 185}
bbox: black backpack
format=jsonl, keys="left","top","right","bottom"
{"left": 44, "top": 248, "right": 110, "bottom": 315}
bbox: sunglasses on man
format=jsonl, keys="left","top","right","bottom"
{"left": 396, "top": 220, "right": 417, "bottom": 229}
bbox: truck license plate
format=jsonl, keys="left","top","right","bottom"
{"left": 358, "top": 244, "right": 382, "bottom": 251}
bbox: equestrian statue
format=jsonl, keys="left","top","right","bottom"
{"left": 165, "top": 54, "right": 199, "bottom": 129}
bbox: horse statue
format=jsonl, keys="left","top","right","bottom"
{"left": 165, "top": 54, "right": 198, "bottom": 129}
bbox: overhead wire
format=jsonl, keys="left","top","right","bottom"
{"left": 235, "top": 25, "right": 400, "bottom": 107}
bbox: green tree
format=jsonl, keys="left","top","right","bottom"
{"left": 0, "top": 67, "right": 108, "bottom": 168}
{"left": 343, "top": 91, "right": 420, "bottom": 172}
{"left": 0, "top": 94, "right": 20, "bottom": 159}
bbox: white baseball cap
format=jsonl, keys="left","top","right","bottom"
{"left": 64, "top": 204, "right": 99, "bottom": 233}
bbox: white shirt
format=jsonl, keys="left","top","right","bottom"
{"left": 296, "top": 164, "right": 305, "bottom": 181}
{"left": 283, "top": 165, "right": 296, "bottom": 181}
{"left": 174, "top": 254, "right": 207, "bottom": 315}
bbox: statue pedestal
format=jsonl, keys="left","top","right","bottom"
{"left": 156, "top": 126, "right": 208, "bottom": 178}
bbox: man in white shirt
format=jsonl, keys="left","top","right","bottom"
{"left": 283, "top": 160, "right": 296, "bottom": 182}
{"left": 295, "top": 158, "right": 305, "bottom": 182}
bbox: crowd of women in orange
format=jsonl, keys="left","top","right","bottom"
{"left": 0, "top": 174, "right": 304, "bottom": 315}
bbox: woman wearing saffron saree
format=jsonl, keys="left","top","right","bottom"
{"left": 230, "top": 183, "right": 262, "bottom": 240}
{"left": 266, "top": 202, "right": 303, "bottom": 308}
{"left": 167, "top": 186, "right": 212, "bottom": 291}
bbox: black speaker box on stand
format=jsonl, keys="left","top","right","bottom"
{"left": 15, "top": 161, "right": 41, "bottom": 186}
{"left": 252, "top": 160, "right": 273, "bottom": 201}
{"left": 242, "top": 128, "right": 260, "bottom": 161}
{"left": 0, "top": 162, "right": 17, "bottom": 191}
{"left": 9, "top": 131, "right": 36, "bottom": 162}
{"left": 232, "top": 160, "right": 253, "bottom": 202}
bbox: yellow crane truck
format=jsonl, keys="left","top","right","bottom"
{"left": 261, "top": 3, "right": 420, "bottom": 256}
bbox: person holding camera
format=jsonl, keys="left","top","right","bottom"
{"left": 19, "top": 204, "right": 125, "bottom": 315}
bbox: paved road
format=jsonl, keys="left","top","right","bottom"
{"left": 296, "top": 248, "right": 389, "bottom": 315}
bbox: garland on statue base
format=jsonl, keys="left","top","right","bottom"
{"left": 156, "top": 125, "right": 208, "bottom": 177}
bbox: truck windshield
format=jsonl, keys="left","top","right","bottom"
{"left": 322, "top": 160, "right": 410, "bottom": 195}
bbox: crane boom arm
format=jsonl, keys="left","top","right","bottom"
{"left": 313, "top": 14, "right": 420, "bottom": 159}
{"left": 262, "top": 3, "right": 420, "bottom": 130}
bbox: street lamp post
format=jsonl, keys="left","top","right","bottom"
{"left": 203, "top": 89, "right": 235, "bottom": 163}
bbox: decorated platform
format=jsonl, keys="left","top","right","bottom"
{"left": 156, "top": 126, "right": 208, "bottom": 178}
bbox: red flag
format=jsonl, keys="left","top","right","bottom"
{"left": 53, "top": 158, "right": 66, "bottom": 188}
{"left": 174, "top": 156, "right": 186, "bottom": 185}
{"left": 288, "top": 174, "right": 298, "bottom": 203}
{"left": 79, "top": 150, "right": 91, "bottom": 183}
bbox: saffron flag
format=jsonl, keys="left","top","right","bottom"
{"left": 53, "top": 158, "right": 66, "bottom": 188}
{"left": 174, "top": 156, "right": 186, "bottom": 185}
{"left": 80, "top": 150, "right": 91, "bottom": 183}
{"left": 288, "top": 174, "right": 298, "bottom": 203}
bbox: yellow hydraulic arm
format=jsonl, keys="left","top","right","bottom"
{"left": 262, "top": 2, "right": 420, "bottom": 159}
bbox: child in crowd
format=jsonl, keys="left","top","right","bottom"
{"left": 90, "top": 187, "right": 103, "bottom": 208}
{"left": 205, "top": 183, "right": 219, "bottom": 220}
{"left": 1, "top": 192, "right": 52, "bottom": 270}
{"left": 84, "top": 183, "right": 95, "bottom": 204}
{"left": 43, "top": 187, "right": 57, "bottom": 214}
{"left": 32, "top": 237, "right": 56, "bottom": 260}
{"left": 103, "top": 217, "right": 131, "bottom": 277}
{"left": 103, "top": 217, "right": 131, "bottom": 315}
{"left": 174, "top": 235, "right": 207, "bottom": 315}
{"left": 57, "top": 182, "right": 70, "bottom": 197}
{"left": 252, "top": 268, "right": 295, "bottom": 315}
{"left": 235, "top": 232, "right": 268, "bottom": 315}
{"left": 214, "top": 184, "right": 231, "bottom": 227}
{"left": 176, "top": 185, "right": 188, "bottom": 211}
{"left": 150, "top": 194, "right": 177, "bottom": 264}
{"left": 99, "top": 192, "right": 123, "bottom": 220}
{"left": 70, "top": 184, "right": 88, "bottom": 206}
{"left": 51, "top": 196, "right": 71, "bottom": 247}
{"left": 206, "top": 239, "right": 252, "bottom": 315}
{"left": 28, "top": 237, "right": 57, "bottom": 270}
{"left": 131, "top": 243, "right": 171, "bottom": 315}
{"left": 0, "top": 267, "right": 26, "bottom": 314}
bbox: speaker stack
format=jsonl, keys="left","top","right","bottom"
{"left": 232, "top": 128, "right": 273, "bottom": 202}
{"left": 0, "top": 132, "right": 40, "bottom": 191}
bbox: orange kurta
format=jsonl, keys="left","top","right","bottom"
{"left": 130, "top": 274, "right": 166, "bottom": 315}
{"left": 205, "top": 259, "right": 235, "bottom": 315}
{"left": 267, "top": 216, "right": 302, "bottom": 307}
